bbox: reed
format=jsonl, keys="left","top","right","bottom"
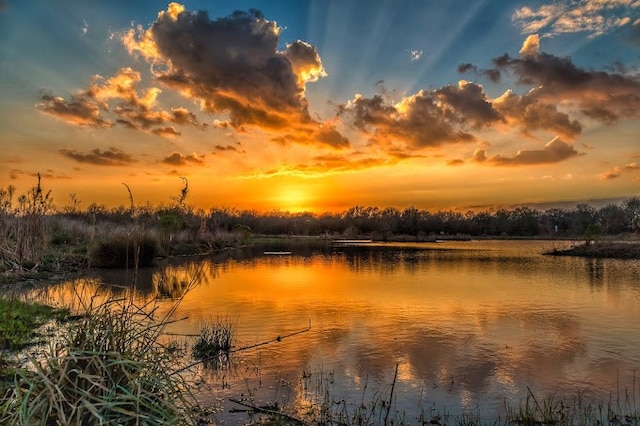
{"left": 192, "top": 316, "right": 235, "bottom": 369}
{"left": 0, "top": 278, "right": 204, "bottom": 425}
{"left": 88, "top": 228, "right": 160, "bottom": 268}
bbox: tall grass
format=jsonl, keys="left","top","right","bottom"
{"left": 192, "top": 316, "right": 235, "bottom": 370}
{"left": 0, "top": 271, "right": 206, "bottom": 425}
{"left": 0, "top": 175, "right": 52, "bottom": 270}
{"left": 88, "top": 227, "right": 160, "bottom": 268}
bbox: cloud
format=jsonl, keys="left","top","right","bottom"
{"left": 242, "top": 154, "right": 396, "bottom": 178}
{"left": 457, "top": 63, "right": 501, "bottom": 82}
{"left": 161, "top": 151, "right": 206, "bottom": 166}
{"left": 37, "top": 67, "right": 205, "bottom": 137}
{"left": 214, "top": 145, "right": 238, "bottom": 152}
{"left": 512, "top": 0, "right": 637, "bottom": 38}
{"left": 474, "top": 137, "right": 582, "bottom": 166}
{"left": 151, "top": 126, "right": 181, "bottom": 137}
{"left": 486, "top": 36, "right": 640, "bottom": 132}
{"left": 599, "top": 161, "right": 640, "bottom": 180}
{"left": 519, "top": 34, "right": 540, "bottom": 56}
{"left": 270, "top": 124, "right": 350, "bottom": 149}
{"left": 9, "top": 169, "right": 72, "bottom": 180}
{"left": 59, "top": 147, "right": 137, "bottom": 166}
{"left": 343, "top": 35, "right": 638, "bottom": 162}
{"left": 625, "top": 162, "right": 640, "bottom": 170}
{"left": 338, "top": 80, "right": 501, "bottom": 150}
{"left": 37, "top": 93, "right": 112, "bottom": 128}
{"left": 600, "top": 166, "right": 622, "bottom": 180}
{"left": 492, "top": 89, "right": 583, "bottom": 140}
{"left": 410, "top": 50, "right": 423, "bottom": 61}
{"left": 122, "top": 4, "right": 346, "bottom": 148}
{"left": 447, "top": 158, "right": 465, "bottom": 166}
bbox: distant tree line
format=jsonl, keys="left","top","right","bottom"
{"left": 2, "top": 179, "right": 640, "bottom": 241}
{"left": 205, "top": 199, "right": 640, "bottom": 239}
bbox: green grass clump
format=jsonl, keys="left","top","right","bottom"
{"left": 0, "top": 297, "right": 68, "bottom": 350}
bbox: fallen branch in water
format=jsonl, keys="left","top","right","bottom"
{"left": 233, "top": 324, "right": 311, "bottom": 352}
{"left": 229, "top": 398, "right": 305, "bottom": 424}
{"left": 172, "top": 320, "right": 311, "bottom": 375}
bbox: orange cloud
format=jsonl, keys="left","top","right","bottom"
{"left": 488, "top": 37, "right": 640, "bottom": 126}
{"left": 338, "top": 80, "right": 501, "bottom": 150}
{"left": 242, "top": 154, "right": 395, "bottom": 179}
{"left": 37, "top": 68, "right": 205, "bottom": 137}
{"left": 473, "top": 137, "right": 582, "bottom": 166}
{"left": 37, "top": 93, "right": 111, "bottom": 128}
{"left": 161, "top": 151, "right": 206, "bottom": 166}
{"left": 600, "top": 166, "right": 622, "bottom": 180}
{"left": 59, "top": 147, "right": 137, "bottom": 166}
{"left": 599, "top": 161, "right": 640, "bottom": 180}
{"left": 9, "top": 169, "right": 72, "bottom": 180}
{"left": 512, "top": 1, "right": 636, "bottom": 38}
{"left": 122, "top": 4, "right": 346, "bottom": 148}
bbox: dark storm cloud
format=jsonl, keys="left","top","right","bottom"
{"left": 59, "top": 147, "right": 136, "bottom": 166}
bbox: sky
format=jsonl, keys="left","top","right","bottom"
{"left": 1, "top": 0, "right": 639, "bottom": 213}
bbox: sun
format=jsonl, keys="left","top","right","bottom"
{"left": 276, "top": 186, "right": 313, "bottom": 213}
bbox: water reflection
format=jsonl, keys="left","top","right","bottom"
{"left": 36, "top": 240, "right": 640, "bottom": 421}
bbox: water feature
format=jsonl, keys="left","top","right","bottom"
{"left": 42, "top": 240, "right": 640, "bottom": 423}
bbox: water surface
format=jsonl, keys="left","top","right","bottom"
{"left": 45, "top": 240, "right": 640, "bottom": 422}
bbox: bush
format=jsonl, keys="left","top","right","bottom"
{"left": 89, "top": 230, "right": 160, "bottom": 268}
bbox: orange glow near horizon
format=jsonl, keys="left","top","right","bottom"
{"left": 2, "top": 2, "right": 640, "bottom": 214}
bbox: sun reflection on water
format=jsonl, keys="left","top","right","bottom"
{"left": 30, "top": 240, "right": 640, "bottom": 422}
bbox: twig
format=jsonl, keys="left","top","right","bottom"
{"left": 229, "top": 398, "right": 305, "bottom": 424}
{"left": 527, "top": 386, "right": 544, "bottom": 419}
{"left": 384, "top": 363, "right": 399, "bottom": 425}
{"left": 232, "top": 326, "right": 310, "bottom": 352}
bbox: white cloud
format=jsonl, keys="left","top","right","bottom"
{"left": 410, "top": 50, "right": 423, "bottom": 62}
{"left": 512, "top": 0, "right": 636, "bottom": 38}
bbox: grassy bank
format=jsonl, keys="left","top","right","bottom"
{"left": 545, "top": 241, "right": 640, "bottom": 259}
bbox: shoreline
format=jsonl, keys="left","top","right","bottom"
{"left": 544, "top": 241, "right": 640, "bottom": 259}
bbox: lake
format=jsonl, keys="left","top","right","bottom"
{"left": 42, "top": 240, "right": 640, "bottom": 423}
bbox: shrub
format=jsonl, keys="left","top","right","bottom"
{"left": 89, "top": 229, "right": 160, "bottom": 268}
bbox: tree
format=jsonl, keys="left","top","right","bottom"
{"left": 623, "top": 197, "right": 640, "bottom": 233}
